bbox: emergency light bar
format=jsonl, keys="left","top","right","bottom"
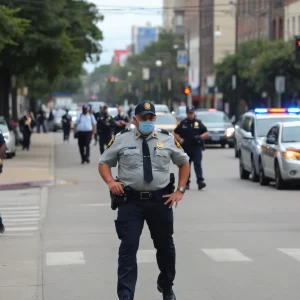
{"left": 254, "top": 108, "right": 300, "bottom": 114}
{"left": 208, "top": 109, "right": 216, "bottom": 111}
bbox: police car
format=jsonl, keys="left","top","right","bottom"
{"left": 259, "top": 121, "right": 300, "bottom": 189}
{"left": 238, "top": 108, "right": 300, "bottom": 182}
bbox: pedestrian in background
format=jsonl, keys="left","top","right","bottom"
{"left": 99, "top": 101, "right": 190, "bottom": 300}
{"left": 36, "top": 106, "right": 47, "bottom": 133}
{"left": 61, "top": 109, "right": 72, "bottom": 142}
{"left": 174, "top": 106, "right": 209, "bottom": 190}
{"left": 95, "top": 105, "right": 114, "bottom": 154}
{"left": 114, "top": 106, "right": 129, "bottom": 135}
{"left": 74, "top": 105, "right": 97, "bottom": 164}
{"left": 0, "top": 129, "right": 7, "bottom": 233}
{"left": 19, "top": 110, "right": 36, "bottom": 151}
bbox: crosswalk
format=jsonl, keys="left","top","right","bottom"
{"left": 44, "top": 248, "right": 300, "bottom": 266}
{"left": 0, "top": 189, "right": 41, "bottom": 236}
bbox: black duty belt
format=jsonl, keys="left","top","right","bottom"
{"left": 126, "top": 186, "right": 169, "bottom": 200}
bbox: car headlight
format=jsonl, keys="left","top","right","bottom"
{"left": 130, "top": 124, "right": 135, "bottom": 129}
{"left": 283, "top": 151, "right": 300, "bottom": 160}
{"left": 256, "top": 145, "right": 261, "bottom": 153}
{"left": 226, "top": 127, "right": 235, "bottom": 137}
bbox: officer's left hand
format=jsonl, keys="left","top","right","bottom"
{"left": 163, "top": 190, "right": 184, "bottom": 208}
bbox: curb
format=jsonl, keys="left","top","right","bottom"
{"left": 0, "top": 179, "right": 54, "bottom": 190}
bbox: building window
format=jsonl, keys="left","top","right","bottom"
{"left": 293, "top": 17, "right": 296, "bottom": 35}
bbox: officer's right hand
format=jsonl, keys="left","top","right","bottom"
{"left": 108, "top": 180, "right": 124, "bottom": 195}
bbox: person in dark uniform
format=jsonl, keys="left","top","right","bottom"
{"left": 36, "top": 106, "right": 47, "bottom": 133}
{"left": 0, "top": 129, "right": 7, "bottom": 233}
{"left": 99, "top": 101, "right": 190, "bottom": 300}
{"left": 74, "top": 105, "right": 97, "bottom": 164}
{"left": 19, "top": 111, "right": 36, "bottom": 150}
{"left": 114, "top": 106, "right": 129, "bottom": 135}
{"left": 174, "top": 106, "right": 209, "bottom": 190}
{"left": 61, "top": 109, "right": 72, "bottom": 141}
{"left": 95, "top": 105, "right": 114, "bottom": 154}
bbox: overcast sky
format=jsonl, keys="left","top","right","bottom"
{"left": 83, "top": 0, "right": 163, "bottom": 73}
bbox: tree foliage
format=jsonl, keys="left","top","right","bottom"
{"left": 84, "top": 30, "right": 186, "bottom": 105}
{"left": 0, "top": 0, "right": 104, "bottom": 117}
{"left": 215, "top": 39, "right": 300, "bottom": 107}
{"left": 0, "top": 5, "right": 30, "bottom": 51}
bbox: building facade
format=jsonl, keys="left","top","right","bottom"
{"left": 163, "top": 0, "right": 185, "bottom": 29}
{"left": 237, "top": 0, "right": 284, "bottom": 43}
{"left": 284, "top": 0, "right": 300, "bottom": 41}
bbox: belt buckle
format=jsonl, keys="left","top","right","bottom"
{"left": 140, "top": 192, "right": 151, "bottom": 200}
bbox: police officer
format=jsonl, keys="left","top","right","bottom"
{"left": 74, "top": 105, "right": 97, "bottom": 164}
{"left": 95, "top": 105, "right": 114, "bottom": 154}
{"left": 174, "top": 106, "right": 209, "bottom": 190}
{"left": 0, "top": 129, "right": 7, "bottom": 233}
{"left": 98, "top": 101, "right": 190, "bottom": 300}
{"left": 114, "top": 106, "right": 129, "bottom": 135}
{"left": 61, "top": 109, "right": 72, "bottom": 141}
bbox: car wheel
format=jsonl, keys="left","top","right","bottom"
{"left": 228, "top": 142, "right": 234, "bottom": 149}
{"left": 275, "top": 162, "right": 285, "bottom": 190}
{"left": 251, "top": 158, "right": 259, "bottom": 182}
{"left": 221, "top": 143, "right": 226, "bottom": 148}
{"left": 239, "top": 153, "right": 250, "bottom": 179}
{"left": 259, "top": 160, "right": 269, "bottom": 186}
{"left": 6, "top": 153, "right": 13, "bottom": 159}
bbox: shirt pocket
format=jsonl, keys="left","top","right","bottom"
{"left": 152, "top": 149, "right": 170, "bottom": 170}
{"left": 121, "top": 148, "right": 141, "bottom": 168}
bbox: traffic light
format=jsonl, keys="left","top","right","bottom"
{"left": 295, "top": 36, "right": 300, "bottom": 59}
{"left": 183, "top": 87, "right": 191, "bottom": 95}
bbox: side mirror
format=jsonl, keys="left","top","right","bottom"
{"left": 243, "top": 131, "right": 254, "bottom": 139}
{"left": 266, "top": 137, "right": 276, "bottom": 144}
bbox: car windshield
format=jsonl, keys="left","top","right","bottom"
{"left": 282, "top": 126, "right": 300, "bottom": 142}
{"left": 196, "top": 112, "right": 230, "bottom": 123}
{"left": 108, "top": 108, "right": 118, "bottom": 117}
{"left": 257, "top": 117, "right": 300, "bottom": 137}
{"left": 155, "top": 105, "right": 169, "bottom": 112}
{"left": 0, "top": 121, "right": 8, "bottom": 133}
{"left": 55, "top": 110, "right": 65, "bottom": 118}
{"left": 155, "top": 114, "right": 177, "bottom": 125}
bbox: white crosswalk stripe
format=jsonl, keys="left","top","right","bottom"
{"left": 201, "top": 248, "right": 252, "bottom": 262}
{"left": 0, "top": 197, "right": 41, "bottom": 235}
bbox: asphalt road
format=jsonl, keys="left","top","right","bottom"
{"left": 2, "top": 133, "right": 300, "bottom": 300}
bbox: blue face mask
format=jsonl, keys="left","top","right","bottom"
{"left": 138, "top": 120, "right": 155, "bottom": 134}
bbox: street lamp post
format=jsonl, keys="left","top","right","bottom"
{"left": 155, "top": 60, "right": 162, "bottom": 103}
{"left": 174, "top": 9, "right": 192, "bottom": 107}
{"left": 127, "top": 71, "right": 132, "bottom": 93}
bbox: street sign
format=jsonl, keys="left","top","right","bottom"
{"left": 275, "top": 76, "right": 285, "bottom": 94}
{"left": 177, "top": 50, "right": 188, "bottom": 68}
{"left": 206, "top": 75, "right": 215, "bottom": 88}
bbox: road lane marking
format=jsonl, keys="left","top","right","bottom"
{"left": 137, "top": 250, "right": 156, "bottom": 263}
{"left": 201, "top": 249, "right": 252, "bottom": 262}
{"left": 0, "top": 206, "right": 39, "bottom": 211}
{"left": 80, "top": 204, "right": 110, "bottom": 207}
{"left": 2, "top": 218, "right": 39, "bottom": 222}
{"left": 2, "top": 233, "right": 34, "bottom": 237}
{"left": 46, "top": 252, "right": 85, "bottom": 266}
{"left": 278, "top": 249, "right": 300, "bottom": 261}
{"left": 5, "top": 226, "right": 38, "bottom": 232}
{"left": 4, "top": 222, "right": 38, "bottom": 226}
{"left": 2, "top": 213, "right": 39, "bottom": 217}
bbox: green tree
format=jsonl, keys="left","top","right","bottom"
{"left": 0, "top": 5, "right": 30, "bottom": 51}
{"left": 0, "top": 0, "right": 103, "bottom": 118}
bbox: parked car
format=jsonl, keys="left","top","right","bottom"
{"left": 53, "top": 109, "right": 66, "bottom": 131}
{"left": 0, "top": 117, "right": 16, "bottom": 158}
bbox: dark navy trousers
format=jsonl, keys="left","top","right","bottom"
{"left": 184, "top": 146, "right": 204, "bottom": 184}
{"left": 115, "top": 198, "right": 175, "bottom": 299}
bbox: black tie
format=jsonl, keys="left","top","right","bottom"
{"left": 142, "top": 137, "right": 153, "bottom": 183}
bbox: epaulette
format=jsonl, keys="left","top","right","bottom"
{"left": 116, "top": 128, "right": 132, "bottom": 136}
{"left": 157, "top": 128, "right": 170, "bottom": 135}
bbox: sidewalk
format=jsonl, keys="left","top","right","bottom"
{"left": 0, "top": 133, "right": 55, "bottom": 189}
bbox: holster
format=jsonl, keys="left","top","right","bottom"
{"left": 167, "top": 173, "right": 175, "bottom": 193}
{"left": 110, "top": 178, "right": 131, "bottom": 210}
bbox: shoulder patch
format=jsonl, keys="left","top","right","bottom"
{"left": 116, "top": 128, "right": 132, "bottom": 136}
{"left": 157, "top": 129, "right": 170, "bottom": 135}
{"left": 174, "top": 138, "right": 182, "bottom": 149}
{"left": 106, "top": 137, "right": 115, "bottom": 149}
